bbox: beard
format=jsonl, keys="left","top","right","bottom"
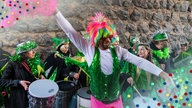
{"left": 103, "top": 42, "right": 111, "bottom": 49}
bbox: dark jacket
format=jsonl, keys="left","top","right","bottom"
{"left": 0, "top": 61, "right": 36, "bottom": 108}
{"left": 44, "top": 52, "right": 78, "bottom": 82}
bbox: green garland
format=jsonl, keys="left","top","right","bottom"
{"left": 152, "top": 47, "right": 170, "bottom": 59}
{"left": 9, "top": 54, "right": 22, "bottom": 63}
{"left": 27, "top": 53, "right": 44, "bottom": 78}
{"left": 65, "top": 56, "right": 89, "bottom": 74}
{"left": 10, "top": 53, "right": 44, "bottom": 78}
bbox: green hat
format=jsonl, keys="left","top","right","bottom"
{"left": 152, "top": 31, "right": 168, "bottom": 41}
{"left": 16, "top": 41, "right": 37, "bottom": 54}
{"left": 52, "top": 38, "right": 69, "bottom": 49}
{"left": 130, "top": 36, "right": 140, "bottom": 47}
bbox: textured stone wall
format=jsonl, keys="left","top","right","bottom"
{"left": 0, "top": 0, "right": 192, "bottom": 61}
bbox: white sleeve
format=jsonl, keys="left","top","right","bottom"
{"left": 55, "top": 11, "right": 89, "bottom": 55}
{"left": 119, "top": 47, "right": 162, "bottom": 76}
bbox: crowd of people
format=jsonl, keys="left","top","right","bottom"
{"left": 0, "top": 7, "right": 191, "bottom": 108}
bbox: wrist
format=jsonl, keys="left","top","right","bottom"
{"left": 54, "top": 8, "right": 59, "bottom": 15}
{"left": 159, "top": 71, "right": 169, "bottom": 81}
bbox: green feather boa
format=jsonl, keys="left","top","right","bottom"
{"left": 10, "top": 53, "right": 44, "bottom": 78}
{"left": 152, "top": 47, "right": 170, "bottom": 59}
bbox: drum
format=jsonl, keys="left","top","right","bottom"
{"left": 28, "top": 79, "right": 59, "bottom": 108}
{"left": 77, "top": 87, "right": 91, "bottom": 108}
{"left": 54, "top": 80, "right": 76, "bottom": 108}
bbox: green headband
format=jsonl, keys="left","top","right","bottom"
{"left": 153, "top": 32, "right": 168, "bottom": 41}
{"left": 16, "top": 41, "right": 37, "bottom": 54}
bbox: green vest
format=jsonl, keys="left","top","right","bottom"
{"left": 89, "top": 47, "right": 121, "bottom": 101}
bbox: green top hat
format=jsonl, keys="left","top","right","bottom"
{"left": 52, "top": 37, "right": 70, "bottom": 49}
{"left": 152, "top": 32, "right": 168, "bottom": 41}
{"left": 16, "top": 41, "right": 37, "bottom": 54}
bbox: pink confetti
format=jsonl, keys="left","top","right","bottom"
{"left": 1, "top": 0, "right": 57, "bottom": 28}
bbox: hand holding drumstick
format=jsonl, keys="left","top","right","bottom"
{"left": 20, "top": 80, "right": 30, "bottom": 90}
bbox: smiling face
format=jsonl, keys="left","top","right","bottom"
{"left": 98, "top": 35, "right": 113, "bottom": 50}
{"left": 137, "top": 45, "right": 149, "bottom": 59}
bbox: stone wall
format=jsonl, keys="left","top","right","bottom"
{"left": 0, "top": 0, "right": 192, "bottom": 61}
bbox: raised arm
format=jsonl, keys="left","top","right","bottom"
{"left": 121, "top": 47, "right": 162, "bottom": 76}
{"left": 54, "top": 10, "right": 90, "bottom": 55}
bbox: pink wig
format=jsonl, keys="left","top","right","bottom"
{"left": 86, "top": 12, "right": 118, "bottom": 46}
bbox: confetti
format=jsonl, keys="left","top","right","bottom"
{"left": 0, "top": 0, "right": 57, "bottom": 28}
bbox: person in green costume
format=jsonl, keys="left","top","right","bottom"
{"left": 54, "top": 9, "right": 176, "bottom": 108}
{"left": 149, "top": 30, "right": 174, "bottom": 72}
{"left": 135, "top": 44, "right": 159, "bottom": 95}
{"left": 128, "top": 36, "right": 140, "bottom": 55}
{"left": 174, "top": 37, "right": 192, "bottom": 66}
{"left": 0, "top": 48, "right": 10, "bottom": 108}
{"left": 111, "top": 36, "right": 134, "bottom": 108}
{"left": 44, "top": 37, "right": 80, "bottom": 82}
{"left": 44, "top": 37, "right": 80, "bottom": 108}
{"left": 0, "top": 41, "right": 45, "bottom": 108}
{"left": 122, "top": 36, "right": 140, "bottom": 107}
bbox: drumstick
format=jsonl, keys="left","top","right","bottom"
{"left": 74, "top": 68, "right": 82, "bottom": 85}
{"left": 78, "top": 68, "right": 82, "bottom": 74}
{"left": 133, "top": 86, "right": 142, "bottom": 97}
{"left": 133, "top": 86, "right": 146, "bottom": 103}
